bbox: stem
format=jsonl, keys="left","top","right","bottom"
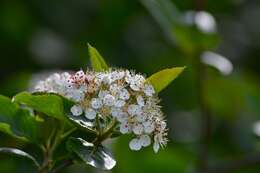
{"left": 49, "top": 159, "right": 73, "bottom": 173}
{"left": 93, "top": 118, "right": 117, "bottom": 145}
{"left": 61, "top": 127, "right": 77, "bottom": 139}
{"left": 191, "top": 52, "right": 211, "bottom": 173}
{"left": 197, "top": 59, "right": 211, "bottom": 173}
{"left": 38, "top": 122, "right": 65, "bottom": 173}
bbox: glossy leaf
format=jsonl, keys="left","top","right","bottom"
{"left": 0, "top": 95, "right": 39, "bottom": 142}
{"left": 13, "top": 92, "right": 74, "bottom": 121}
{"left": 147, "top": 67, "right": 185, "bottom": 93}
{"left": 66, "top": 137, "right": 116, "bottom": 170}
{"left": 67, "top": 113, "right": 96, "bottom": 134}
{"left": 0, "top": 147, "right": 40, "bottom": 168}
{"left": 0, "top": 123, "right": 27, "bottom": 141}
{"left": 88, "top": 43, "right": 109, "bottom": 71}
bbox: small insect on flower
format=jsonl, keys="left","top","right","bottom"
{"left": 34, "top": 69, "right": 168, "bottom": 153}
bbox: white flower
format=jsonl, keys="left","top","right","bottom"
{"left": 117, "top": 112, "right": 128, "bottom": 123}
{"left": 140, "top": 135, "right": 151, "bottom": 147}
{"left": 67, "top": 89, "right": 85, "bottom": 102}
{"left": 143, "top": 120, "right": 155, "bottom": 133}
{"left": 127, "top": 104, "right": 139, "bottom": 116}
{"left": 98, "top": 90, "right": 109, "bottom": 98}
{"left": 120, "top": 121, "right": 131, "bottom": 134}
{"left": 110, "top": 71, "right": 125, "bottom": 81}
{"left": 114, "top": 100, "right": 125, "bottom": 107}
{"left": 129, "top": 135, "right": 151, "bottom": 151}
{"left": 85, "top": 108, "right": 96, "bottom": 120}
{"left": 102, "top": 74, "right": 111, "bottom": 84}
{"left": 132, "top": 123, "right": 144, "bottom": 135}
{"left": 91, "top": 98, "right": 103, "bottom": 109}
{"left": 71, "top": 105, "right": 83, "bottom": 116}
{"left": 109, "top": 84, "right": 121, "bottom": 94}
{"left": 119, "top": 89, "right": 130, "bottom": 100}
{"left": 111, "top": 107, "right": 121, "bottom": 117}
{"left": 137, "top": 95, "right": 145, "bottom": 106}
{"left": 103, "top": 94, "right": 115, "bottom": 106}
{"left": 128, "top": 74, "right": 145, "bottom": 91}
{"left": 32, "top": 68, "right": 168, "bottom": 153}
{"left": 129, "top": 138, "right": 142, "bottom": 151}
{"left": 144, "top": 84, "right": 155, "bottom": 96}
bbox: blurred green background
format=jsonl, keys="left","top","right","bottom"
{"left": 1, "top": 0, "right": 260, "bottom": 173}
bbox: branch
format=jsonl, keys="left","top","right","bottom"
{"left": 50, "top": 159, "right": 73, "bottom": 173}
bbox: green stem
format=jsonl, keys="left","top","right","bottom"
{"left": 61, "top": 127, "right": 77, "bottom": 139}
{"left": 93, "top": 118, "right": 117, "bottom": 145}
{"left": 38, "top": 122, "right": 65, "bottom": 173}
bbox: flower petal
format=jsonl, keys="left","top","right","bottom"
{"left": 71, "top": 105, "right": 83, "bottom": 116}
{"left": 129, "top": 138, "right": 142, "bottom": 151}
{"left": 85, "top": 108, "right": 96, "bottom": 120}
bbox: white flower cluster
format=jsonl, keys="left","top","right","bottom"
{"left": 34, "top": 69, "right": 168, "bottom": 153}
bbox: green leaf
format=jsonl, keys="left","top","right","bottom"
{"left": 0, "top": 123, "right": 27, "bottom": 141}
{"left": 67, "top": 113, "right": 96, "bottom": 134}
{"left": 0, "top": 147, "right": 40, "bottom": 168}
{"left": 147, "top": 67, "right": 185, "bottom": 93}
{"left": 88, "top": 43, "right": 109, "bottom": 71}
{"left": 66, "top": 137, "right": 116, "bottom": 170}
{"left": 0, "top": 95, "right": 39, "bottom": 142}
{"left": 13, "top": 92, "right": 74, "bottom": 121}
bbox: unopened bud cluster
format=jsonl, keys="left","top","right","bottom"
{"left": 34, "top": 69, "right": 168, "bottom": 153}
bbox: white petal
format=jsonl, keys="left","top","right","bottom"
{"left": 119, "top": 89, "right": 130, "bottom": 100}
{"left": 69, "top": 90, "right": 85, "bottom": 102}
{"left": 143, "top": 121, "right": 155, "bottom": 133}
{"left": 153, "top": 141, "right": 160, "bottom": 153}
{"left": 161, "top": 121, "right": 167, "bottom": 130}
{"left": 111, "top": 107, "right": 121, "bottom": 117}
{"left": 144, "top": 84, "right": 155, "bottom": 97}
{"left": 109, "top": 84, "right": 120, "bottom": 94}
{"left": 85, "top": 108, "right": 96, "bottom": 120}
{"left": 137, "top": 95, "right": 145, "bottom": 106}
{"left": 91, "top": 98, "right": 103, "bottom": 109}
{"left": 132, "top": 123, "right": 144, "bottom": 135}
{"left": 103, "top": 94, "right": 115, "bottom": 106}
{"left": 127, "top": 104, "right": 138, "bottom": 116}
{"left": 129, "top": 138, "right": 142, "bottom": 151}
{"left": 98, "top": 90, "right": 109, "bottom": 98}
{"left": 120, "top": 122, "right": 130, "bottom": 134}
{"left": 117, "top": 112, "right": 128, "bottom": 123}
{"left": 136, "top": 113, "right": 146, "bottom": 123}
{"left": 102, "top": 74, "right": 111, "bottom": 84}
{"left": 114, "top": 100, "right": 125, "bottom": 107}
{"left": 140, "top": 135, "right": 151, "bottom": 147}
{"left": 70, "top": 105, "right": 83, "bottom": 116}
{"left": 130, "top": 84, "right": 140, "bottom": 91}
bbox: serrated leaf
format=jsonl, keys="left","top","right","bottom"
{"left": 0, "top": 95, "right": 40, "bottom": 142}
{"left": 0, "top": 147, "right": 40, "bottom": 168}
{"left": 66, "top": 137, "right": 116, "bottom": 170}
{"left": 147, "top": 67, "right": 185, "bottom": 93}
{"left": 13, "top": 92, "right": 74, "bottom": 121}
{"left": 88, "top": 43, "right": 109, "bottom": 71}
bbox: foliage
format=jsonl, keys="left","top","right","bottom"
{"left": 0, "top": 45, "right": 184, "bottom": 173}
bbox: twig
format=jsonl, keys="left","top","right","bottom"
{"left": 194, "top": 56, "right": 211, "bottom": 173}
{"left": 50, "top": 159, "right": 74, "bottom": 173}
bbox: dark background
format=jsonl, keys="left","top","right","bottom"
{"left": 1, "top": 0, "right": 260, "bottom": 173}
